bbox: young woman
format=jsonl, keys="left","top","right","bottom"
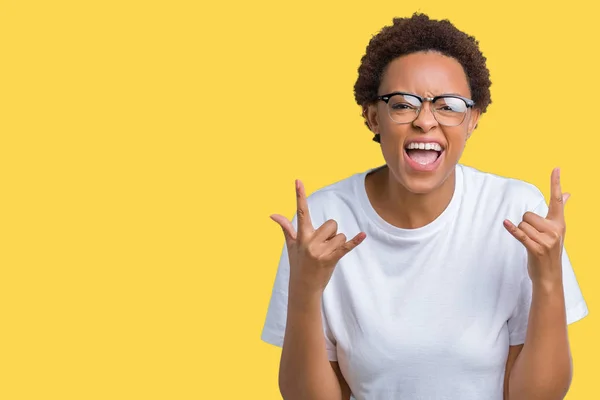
{"left": 261, "top": 13, "right": 588, "bottom": 400}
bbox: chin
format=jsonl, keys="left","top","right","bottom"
{"left": 389, "top": 158, "right": 456, "bottom": 196}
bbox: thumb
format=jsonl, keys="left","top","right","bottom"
{"left": 270, "top": 214, "right": 297, "bottom": 244}
{"left": 563, "top": 193, "right": 571, "bottom": 206}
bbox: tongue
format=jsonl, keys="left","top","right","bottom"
{"left": 406, "top": 149, "right": 439, "bottom": 165}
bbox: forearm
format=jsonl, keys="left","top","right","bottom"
{"left": 279, "top": 290, "right": 342, "bottom": 400}
{"left": 509, "top": 279, "right": 572, "bottom": 399}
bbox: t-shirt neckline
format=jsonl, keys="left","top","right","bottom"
{"left": 355, "top": 164, "right": 464, "bottom": 239}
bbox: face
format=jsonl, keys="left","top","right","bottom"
{"left": 366, "top": 51, "right": 481, "bottom": 194}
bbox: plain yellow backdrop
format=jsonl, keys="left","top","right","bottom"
{"left": 0, "top": 0, "right": 597, "bottom": 398}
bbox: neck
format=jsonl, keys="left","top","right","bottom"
{"left": 367, "top": 165, "right": 456, "bottom": 229}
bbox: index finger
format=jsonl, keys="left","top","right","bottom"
{"left": 296, "top": 179, "right": 314, "bottom": 238}
{"left": 547, "top": 167, "right": 564, "bottom": 221}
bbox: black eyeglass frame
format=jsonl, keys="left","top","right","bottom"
{"left": 377, "top": 91, "right": 475, "bottom": 108}
{"left": 376, "top": 91, "right": 475, "bottom": 126}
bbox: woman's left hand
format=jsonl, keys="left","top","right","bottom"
{"left": 503, "top": 168, "right": 570, "bottom": 287}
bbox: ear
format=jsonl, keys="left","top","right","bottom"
{"left": 466, "top": 108, "right": 481, "bottom": 140}
{"left": 364, "top": 103, "right": 381, "bottom": 135}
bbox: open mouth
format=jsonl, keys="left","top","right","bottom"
{"left": 404, "top": 142, "right": 444, "bottom": 167}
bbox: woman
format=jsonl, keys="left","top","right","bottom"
{"left": 261, "top": 13, "right": 588, "bottom": 400}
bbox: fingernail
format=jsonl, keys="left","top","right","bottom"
{"left": 557, "top": 167, "right": 561, "bottom": 179}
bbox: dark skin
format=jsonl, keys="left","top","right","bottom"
{"left": 273, "top": 50, "right": 572, "bottom": 399}
{"left": 363, "top": 51, "right": 480, "bottom": 229}
{"left": 354, "top": 51, "right": 523, "bottom": 397}
{"left": 358, "top": 51, "right": 570, "bottom": 398}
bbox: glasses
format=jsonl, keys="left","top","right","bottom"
{"left": 377, "top": 92, "right": 475, "bottom": 127}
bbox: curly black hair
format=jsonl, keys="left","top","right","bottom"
{"left": 354, "top": 13, "right": 492, "bottom": 142}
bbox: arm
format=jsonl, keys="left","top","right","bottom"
{"left": 279, "top": 292, "right": 344, "bottom": 400}
{"left": 331, "top": 361, "right": 352, "bottom": 400}
{"left": 271, "top": 179, "right": 365, "bottom": 400}
{"left": 504, "top": 169, "right": 574, "bottom": 399}
{"left": 507, "top": 281, "right": 572, "bottom": 400}
{"left": 503, "top": 345, "right": 523, "bottom": 400}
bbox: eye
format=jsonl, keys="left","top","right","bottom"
{"left": 434, "top": 98, "right": 467, "bottom": 113}
{"left": 390, "top": 103, "right": 416, "bottom": 110}
{"left": 387, "top": 94, "right": 421, "bottom": 111}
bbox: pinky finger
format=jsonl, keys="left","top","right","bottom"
{"left": 333, "top": 232, "right": 367, "bottom": 259}
{"left": 503, "top": 219, "right": 541, "bottom": 254}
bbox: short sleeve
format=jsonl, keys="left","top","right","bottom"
{"left": 507, "top": 198, "right": 589, "bottom": 345}
{"left": 260, "top": 212, "right": 339, "bottom": 361}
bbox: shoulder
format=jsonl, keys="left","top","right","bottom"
{"left": 459, "top": 164, "right": 546, "bottom": 213}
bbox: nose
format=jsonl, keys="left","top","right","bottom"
{"left": 412, "top": 102, "right": 438, "bottom": 133}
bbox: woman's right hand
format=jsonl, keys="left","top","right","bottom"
{"left": 270, "top": 179, "right": 366, "bottom": 298}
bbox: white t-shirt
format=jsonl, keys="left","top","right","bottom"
{"left": 261, "top": 164, "right": 588, "bottom": 400}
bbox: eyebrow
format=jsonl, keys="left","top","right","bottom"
{"left": 384, "top": 90, "right": 466, "bottom": 98}
{"left": 419, "top": 92, "right": 465, "bottom": 97}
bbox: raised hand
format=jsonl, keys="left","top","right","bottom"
{"left": 270, "top": 179, "right": 366, "bottom": 297}
{"left": 503, "top": 168, "right": 570, "bottom": 286}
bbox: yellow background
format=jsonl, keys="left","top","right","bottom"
{"left": 0, "top": 0, "right": 597, "bottom": 398}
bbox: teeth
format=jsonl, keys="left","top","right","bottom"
{"left": 406, "top": 142, "right": 443, "bottom": 151}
